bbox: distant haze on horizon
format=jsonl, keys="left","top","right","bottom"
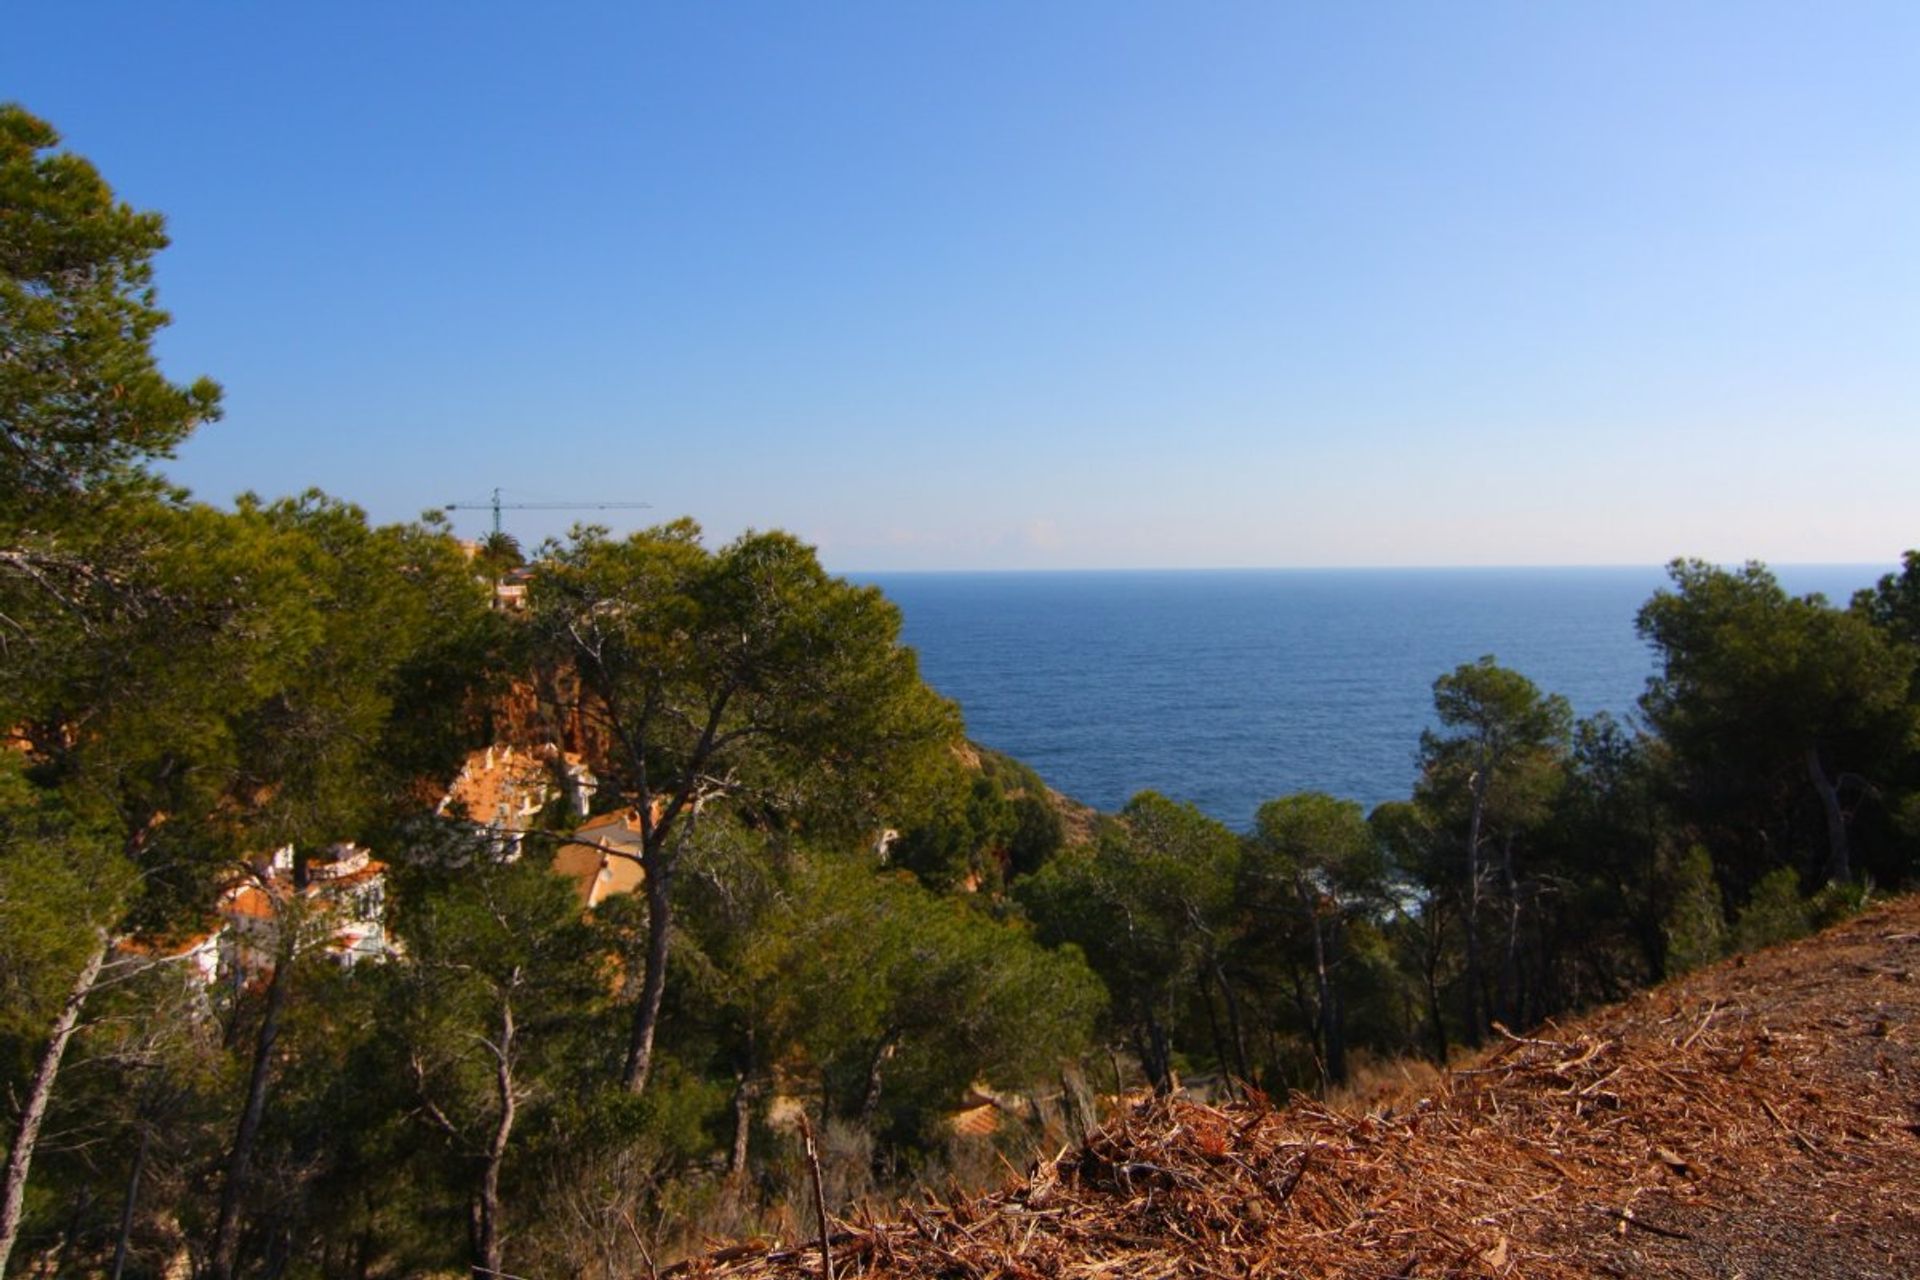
{"left": 7, "top": 3, "right": 1915, "bottom": 572}
{"left": 849, "top": 561, "right": 1899, "bottom": 577}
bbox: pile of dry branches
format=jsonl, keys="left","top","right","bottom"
{"left": 678, "top": 901, "right": 1920, "bottom": 1279}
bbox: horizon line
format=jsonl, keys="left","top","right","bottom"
{"left": 836, "top": 559, "right": 1898, "bottom": 576}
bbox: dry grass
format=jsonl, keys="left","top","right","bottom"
{"left": 672, "top": 897, "right": 1920, "bottom": 1279}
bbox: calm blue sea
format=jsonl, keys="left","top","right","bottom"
{"left": 859, "top": 566, "right": 1889, "bottom": 828}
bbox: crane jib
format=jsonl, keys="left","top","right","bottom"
{"left": 444, "top": 488, "right": 651, "bottom": 535}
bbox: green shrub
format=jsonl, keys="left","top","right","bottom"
{"left": 1731, "top": 868, "right": 1811, "bottom": 953}
{"left": 1809, "top": 877, "right": 1874, "bottom": 930}
{"left": 1662, "top": 845, "right": 1725, "bottom": 975}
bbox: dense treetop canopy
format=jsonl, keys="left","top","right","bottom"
{"left": 0, "top": 105, "right": 220, "bottom": 518}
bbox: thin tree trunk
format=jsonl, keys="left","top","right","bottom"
{"left": 1129, "top": 1028, "right": 1155, "bottom": 1096}
{"left": 728, "top": 1027, "right": 757, "bottom": 1181}
{"left": 1422, "top": 968, "right": 1448, "bottom": 1062}
{"left": 1297, "top": 877, "right": 1345, "bottom": 1089}
{"left": 799, "top": 1113, "right": 835, "bottom": 1280}
{"left": 1134, "top": 1011, "right": 1173, "bottom": 1095}
{"left": 728, "top": 1076, "right": 757, "bottom": 1180}
{"left": 1324, "top": 924, "right": 1347, "bottom": 1088}
{"left": 1284, "top": 964, "right": 1323, "bottom": 1086}
{"left": 1312, "top": 924, "right": 1345, "bottom": 1088}
{"left": 857, "top": 1031, "right": 898, "bottom": 1129}
{"left": 263, "top": 1218, "right": 292, "bottom": 1280}
{"left": 208, "top": 948, "right": 292, "bottom": 1280}
{"left": 0, "top": 929, "right": 109, "bottom": 1278}
{"left": 1461, "top": 771, "right": 1489, "bottom": 1044}
{"left": 622, "top": 852, "right": 674, "bottom": 1095}
{"left": 49, "top": 1187, "right": 93, "bottom": 1278}
{"left": 351, "top": 1190, "right": 376, "bottom": 1280}
{"left": 1420, "top": 921, "right": 1449, "bottom": 1064}
{"left": 473, "top": 999, "right": 517, "bottom": 1280}
{"left": 1196, "top": 970, "right": 1234, "bottom": 1091}
{"left": 1499, "top": 831, "right": 1521, "bottom": 1028}
{"left": 109, "top": 1125, "right": 150, "bottom": 1280}
{"left": 1210, "top": 961, "right": 1253, "bottom": 1086}
{"left": 1806, "top": 745, "right": 1851, "bottom": 885}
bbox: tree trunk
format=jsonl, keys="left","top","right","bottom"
{"left": 857, "top": 1031, "right": 899, "bottom": 1129}
{"left": 1313, "top": 909, "right": 1344, "bottom": 1090}
{"left": 0, "top": 929, "right": 109, "bottom": 1278}
{"left": 1210, "top": 961, "right": 1252, "bottom": 1086}
{"left": 728, "top": 1028, "right": 758, "bottom": 1181}
{"left": 473, "top": 1000, "right": 516, "bottom": 1280}
{"left": 351, "top": 1191, "right": 376, "bottom": 1280}
{"left": 1499, "top": 831, "right": 1522, "bottom": 1028}
{"left": 1196, "top": 970, "right": 1234, "bottom": 1091}
{"left": 47, "top": 1186, "right": 93, "bottom": 1278}
{"left": 622, "top": 852, "right": 675, "bottom": 1095}
{"left": 208, "top": 948, "right": 292, "bottom": 1280}
{"left": 1461, "top": 770, "right": 1489, "bottom": 1044}
{"left": 728, "top": 1076, "right": 757, "bottom": 1180}
{"left": 1422, "top": 962, "right": 1448, "bottom": 1063}
{"left": 1806, "top": 744, "right": 1852, "bottom": 885}
{"left": 262, "top": 1217, "right": 293, "bottom": 1280}
{"left": 1058, "top": 1065, "right": 1097, "bottom": 1143}
{"left": 1296, "top": 876, "right": 1345, "bottom": 1089}
{"left": 1134, "top": 1011, "right": 1173, "bottom": 1095}
{"left": 1129, "top": 1028, "right": 1154, "bottom": 1095}
{"left": 1284, "top": 965, "right": 1323, "bottom": 1087}
{"left": 109, "top": 1124, "right": 150, "bottom": 1280}
{"left": 1419, "top": 909, "right": 1450, "bottom": 1063}
{"left": 1324, "top": 925, "right": 1347, "bottom": 1089}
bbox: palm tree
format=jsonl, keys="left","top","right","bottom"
{"left": 473, "top": 531, "right": 524, "bottom": 586}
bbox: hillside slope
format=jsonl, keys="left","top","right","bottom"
{"left": 693, "top": 898, "right": 1920, "bottom": 1279}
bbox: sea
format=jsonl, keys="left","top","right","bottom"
{"left": 857, "top": 566, "right": 1892, "bottom": 829}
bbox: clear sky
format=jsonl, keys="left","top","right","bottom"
{"left": 8, "top": 3, "right": 1916, "bottom": 570}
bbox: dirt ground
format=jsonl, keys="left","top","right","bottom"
{"left": 683, "top": 896, "right": 1920, "bottom": 1279}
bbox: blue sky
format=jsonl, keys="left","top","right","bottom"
{"left": 9, "top": 3, "right": 1916, "bottom": 569}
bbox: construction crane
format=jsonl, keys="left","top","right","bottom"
{"left": 444, "top": 488, "right": 651, "bottom": 537}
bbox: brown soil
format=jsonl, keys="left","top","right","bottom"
{"left": 1044, "top": 785, "right": 1101, "bottom": 849}
{"left": 686, "top": 897, "right": 1920, "bottom": 1279}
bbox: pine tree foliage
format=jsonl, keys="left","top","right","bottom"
{"left": 4, "top": 102, "right": 1920, "bottom": 1278}
{"left": 0, "top": 105, "right": 219, "bottom": 516}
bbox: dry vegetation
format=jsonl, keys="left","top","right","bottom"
{"left": 682, "top": 897, "right": 1920, "bottom": 1279}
